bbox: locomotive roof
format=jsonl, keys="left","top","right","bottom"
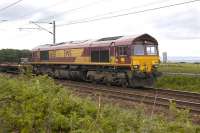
{"left": 32, "top": 33, "right": 158, "bottom": 51}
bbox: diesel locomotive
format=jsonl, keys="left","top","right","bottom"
{"left": 31, "top": 33, "right": 160, "bottom": 87}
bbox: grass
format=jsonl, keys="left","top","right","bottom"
{"left": 0, "top": 74, "right": 199, "bottom": 132}
{"left": 157, "top": 63, "right": 200, "bottom": 93}
{"left": 158, "top": 63, "right": 200, "bottom": 74}
{"left": 156, "top": 75, "right": 200, "bottom": 93}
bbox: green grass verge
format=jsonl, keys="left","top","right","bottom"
{"left": 0, "top": 74, "right": 199, "bottom": 132}
{"left": 156, "top": 75, "right": 200, "bottom": 93}
{"left": 158, "top": 63, "right": 200, "bottom": 74}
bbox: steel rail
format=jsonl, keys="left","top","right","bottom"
{"left": 59, "top": 80, "right": 200, "bottom": 103}
{"left": 59, "top": 81, "right": 200, "bottom": 114}
{"left": 151, "top": 88, "right": 200, "bottom": 101}
{"left": 162, "top": 72, "right": 200, "bottom": 77}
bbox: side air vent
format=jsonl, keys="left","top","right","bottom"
{"left": 50, "top": 42, "right": 65, "bottom": 46}
{"left": 69, "top": 40, "right": 88, "bottom": 44}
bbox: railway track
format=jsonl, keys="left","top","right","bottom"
{"left": 163, "top": 72, "right": 200, "bottom": 77}
{"left": 58, "top": 80, "right": 200, "bottom": 114}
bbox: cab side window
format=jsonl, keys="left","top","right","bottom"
{"left": 134, "top": 45, "right": 145, "bottom": 55}
{"left": 146, "top": 45, "right": 157, "bottom": 55}
{"left": 117, "top": 46, "right": 128, "bottom": 56}
{"left": 32, "top": 51, "right": 39, "bottom": 58}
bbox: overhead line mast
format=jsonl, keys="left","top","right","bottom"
{"left": 17, "top": 0, "right": 104, "bottom": 38}
{"left": 20, "top": 21, "right": 56, "bottom": 45}
{"left": 16, "top": 0, "right": 200, "bottom": 44}
{"left": 31, "top": 21, "right": 56, "bottom": 45}
{"left": 53, "top": 21, "right": 56, "bottom": 45}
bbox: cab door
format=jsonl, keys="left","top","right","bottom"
{"left": 115, "top": 46, "right": 130, "bottom": 64}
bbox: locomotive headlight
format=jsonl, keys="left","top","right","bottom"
{"left": 153, "top": 64, "right": 158, "bottom": 68}
{"left": 133, "top": 65, "right": 139, "bottom": 69}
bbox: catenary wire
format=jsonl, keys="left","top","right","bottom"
{"left": 72, "top": 0, "right": 172, "bottom": 23}
{"left": 57, "top": 0, "right": 200, "bottom": 27}
{"left": 11, "top": 0, "right": 70, "bottom": 29}
{"left": 0, "top": 0, "right": 24, "bottom": 13}
{"left": 38, "top": 0, "right": 108, "bottom": 21}
{"left": 13, "top": 0, "right": 171, "bottom": 39}
{"left": 15, "top": 0, "right": 200, "bottom": 41}
{"left": 13, "top": 0, "right": 69, "bottom": 21}
{"left": 17, "top": 0, "right": 106, "bottom": 30}
{"left": 19, "top": 0, "right": 172, "bottom": 31}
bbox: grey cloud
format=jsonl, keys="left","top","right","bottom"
{"left": 0, "top": 4, "right": 61, "bottom": 21}
{"left": 0, "top": 4, "right": 36, "bottom": 20}
{"left": 36, "top": 12, "right": 66, "bottom": 22}
{"left": 153, "top": 9, "right": 200, "bottom": 40}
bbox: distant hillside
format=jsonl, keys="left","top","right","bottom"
{"left": 160, "top": 56, "right": 200, "bottom": 63}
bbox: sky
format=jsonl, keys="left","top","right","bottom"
{"left": 0, "top": 0, "right": 200, "bottom": 57}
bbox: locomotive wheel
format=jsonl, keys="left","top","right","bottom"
{"left": 105, "top": 82, "right": 111, "bottom": 86}
{"left": 102, "top": 77, "right": 111, "bottom": 86}
{"left": 92, "top": 80, "right": 97, "bottom": 85}
{"left": 121, "top": 79, "right": 128, "bottom": 88}
{"left": 128, "top": 79, "right": 136, "bottom": 88}
{"left": 87, "top": 75, "right": 96, "bottom": 84}
{"left": 80, "top": 71, "right": 87, "bottom": 81}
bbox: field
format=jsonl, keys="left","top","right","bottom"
{"left": 158, "top": 63, "right": 200, "bottom": 74}
{"left": 156, "top": 75, "right": 200, "bottom": 93}
{"left": 156, "top": 63, "right": 200, "bottom": 93}
{"left": 0, "top": 74, "right": 199, "bottom": 132}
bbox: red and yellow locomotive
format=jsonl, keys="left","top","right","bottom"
{"left": 31, "top": 33, "right": 160, "bottom": 87}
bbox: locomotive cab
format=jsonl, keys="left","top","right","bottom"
{"left": 131, "top": 41, "right": 159, "bottom": 72}
{"left": 128, "top": 35, "right": 160, "bottom": 87}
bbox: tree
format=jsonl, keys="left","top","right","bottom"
{"left": 0, "top": 49, "right": 31, "bottom": 63}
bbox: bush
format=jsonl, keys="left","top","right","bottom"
{"left": 0, "top": 75, "right": 199, "bottom": 132}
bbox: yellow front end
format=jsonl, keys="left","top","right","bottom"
{"left": 131, "top": 56, "right": 160, "bottom": 73}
